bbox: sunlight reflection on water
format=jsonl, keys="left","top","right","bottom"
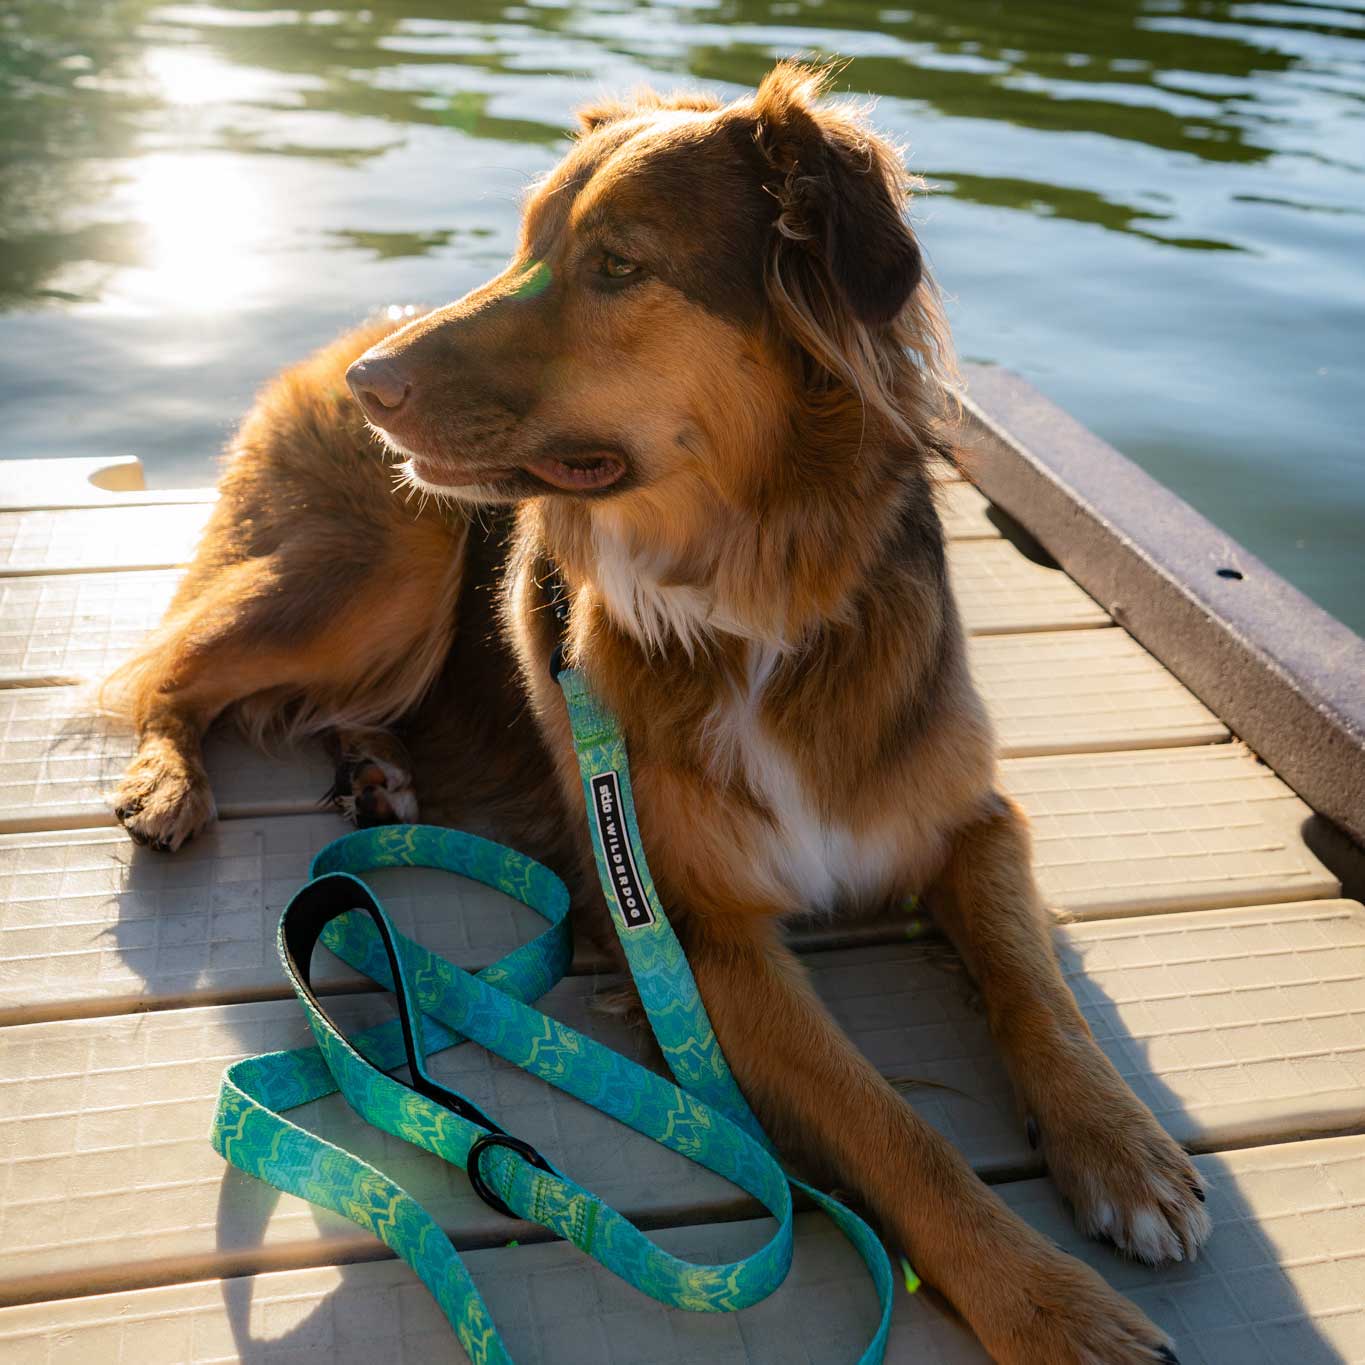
{"left": 119, "top": 155, "right": 274, "bottom": 313}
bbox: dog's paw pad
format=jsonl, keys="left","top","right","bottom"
{"left": 329, "top": 751, "right": 418, "bottom": 827}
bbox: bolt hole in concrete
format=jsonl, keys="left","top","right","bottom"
{"left": 1216, "top": 568, "right": 1244, "bottom": 580}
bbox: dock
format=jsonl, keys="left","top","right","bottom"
{"left": 0, "top": 376, "right": 1362, "bottom": 1363}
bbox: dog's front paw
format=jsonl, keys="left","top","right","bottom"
{"left": 328, "top": 730, "right": 418, "bottom": 828}
{"left": 980, "top": 1242, "right": 1180, "bottom": 1365}
{"left": 112, "top": 744, "right": 217, "bottom": 852}
{"left": 1033, "top": 1094, "right": 1210, "bottom": 1266}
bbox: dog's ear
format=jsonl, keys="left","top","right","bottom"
{"left": 577, "top": 88, "right": 724, "bottom": 134}
{"left": 575, "top": 97, "right": 632, "bottom": 133}
{"left": 752, "top": 64, "right": 922, "bottom": 327}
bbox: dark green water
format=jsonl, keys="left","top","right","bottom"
{"left": 3, "top": 0, "right": 1363, "bottom": 629}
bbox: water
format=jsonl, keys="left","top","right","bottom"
{"left": 3, "top": 0, "right": 1363, "bottom": 630}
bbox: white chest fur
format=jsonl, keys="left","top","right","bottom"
{"left": 705, "top": 644, "right": 902, "bottom": 914}
{"left": 592, "top": 527, "right": 717, "bottom": 657}
{"left": 592, "top": 525, "right": 766, "bottom": 657}
{"left": 591, "top": 528, "right": 902, "bottom": 913}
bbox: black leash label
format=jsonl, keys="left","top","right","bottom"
{"left": 590, "top": 771, "right": 654, "bottom": 930}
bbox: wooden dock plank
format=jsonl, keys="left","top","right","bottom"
{"left": 1, "top": 598, "right": 1215, "bottom": 760}
{"left": 0, "top": 457, "right": 147, "bottom": 508}
{"left": 0, "top": 688, "right": 332, "bottom": 834}
{"left": 0, "top": 814, "right": 918, "bottom": 1025}
{"left": 0, "top": 816, "right": 540, "bottom": 1024}
{"left": 0, "top": 490, "right": 990, "bottom": 587}
{"left": 947, "top": 540, "right": 1109, "bottom": 634}
{"left": 0, "top": 571, "right": 180, "bottom": 687}
{"left": 2, "top": 1134, "right": 1360, "bottom": 1364}
{"left": 0, "top": 506, "right": 215, "bottom": 577}
{"left": 0, "top": 528, "right": 1100, "bottom": 687}
{"left": 2, "top": 900, "right": 1361, "bottom": 1306}
{"left": 0, "top": 676, "right": 1268, "bottom": 849}
{"left": 0, "top": 457, "right": 216, "bottom": 512}
{"left": 1003, "top": 745, "right": 1335, "bottom": 917}
{"left": 969, "top": 630, "right": 1228, "bottom": 755}
{"left": 0, "top": 743, "right": 1336, "bottom": 1022}
{"left": 938, "top": 481, "right": 996, "bottom": 539}
{"left": 0, "top": 1212, "right": 920, "bottom": 1365}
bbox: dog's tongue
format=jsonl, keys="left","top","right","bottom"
{"left": 523, "top": 452, "right": 625, "bottom": 492}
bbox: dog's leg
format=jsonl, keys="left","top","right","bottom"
{"left": 688, "top": 919, "right": 1179, "bottom": 1364}
{"left": 327, "top": 727, "right": 418, "bottom": 827}
{"left": 113, "top": 703, "right": 219, "bottom": 854}
{"left": 927, "top": 794, "right": 1211, "bottom": 1269}
{"left": 110, "top": 558, "right": 283, "bottom": 850}
{"left": 109, "top": 529, "right": 464, "bottom": 850}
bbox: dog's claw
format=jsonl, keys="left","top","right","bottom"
{"left": 1157, "top": 1348, "right": 1180, "bottom": 1364}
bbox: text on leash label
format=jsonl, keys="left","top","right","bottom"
{"left": 590, "top": 771, "right": 654, "bottom": 929}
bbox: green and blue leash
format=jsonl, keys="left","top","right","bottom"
{"left": 211, "top": 662, "right": 901, "bottom": 1362}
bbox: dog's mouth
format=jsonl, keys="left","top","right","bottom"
{"left": 520, "top": 450, "right": 627, "bottom": 493}
{"left": 398, "top": 436, "right": 625, "bottom": 496}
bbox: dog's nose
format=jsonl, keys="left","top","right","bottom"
{"left": 346, "top": 355, "right": 412, "bottom": 420}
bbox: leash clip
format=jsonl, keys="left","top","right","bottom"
{"left": 467, "top": 1132, "right": 555, "bottom": 1219}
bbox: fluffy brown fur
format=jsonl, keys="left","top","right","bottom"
{"left": 104, "top": 64, "right": 1207, "bottom": 1363}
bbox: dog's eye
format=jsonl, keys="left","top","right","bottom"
{"left": 599, "top": 252, "right": 640, "bottom": 280}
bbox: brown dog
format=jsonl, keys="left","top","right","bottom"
{"left": 105, "top": 64, "right": 1207, "bottom": 1363}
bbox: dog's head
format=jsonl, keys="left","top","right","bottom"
{"left": 349, "top": 62, "right": 946, "bottom": 507}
